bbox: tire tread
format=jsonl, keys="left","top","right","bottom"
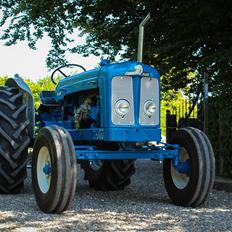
{"left": 0, "top": 86, "right": 30, "bottom": 194}
{"left": 163, "top": 127, "right": 215, "bottom": 207}
{"left": 32, "top": 126, "right": 77, "bottom": 213}
{"left": 82, "top": 159, "right": 135, "bottom": 191}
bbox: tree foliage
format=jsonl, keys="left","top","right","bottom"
{"left": 208, "top": 97, "right": 232, "bottom": 177}
{"left": 0, "top": 1, "right": 231, "bottom": 91}
{"left": 24, "top": 77, "right": 55, "bottom": 108}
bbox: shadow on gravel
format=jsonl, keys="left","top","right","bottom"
{"left": 0, "top": 160, "right": 231, "bottom": 231}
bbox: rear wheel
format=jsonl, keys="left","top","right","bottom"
{"left": 163, "top": 127, "right": 215, "bottom": 207}
{"left": 0, "top": 86, "right": 30, "bottom": 193}
{"left": 32, "top": 126, "right": 77, "bottom": 213}
{"left": 81, "top": 159, "right": 135, "bottom": 190}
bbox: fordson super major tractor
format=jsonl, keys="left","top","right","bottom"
{"left": 0, "top": 14, "right": 215, "bottom": 213}
{"left": 0, "top": 60, "right": 215, "bottom": 213}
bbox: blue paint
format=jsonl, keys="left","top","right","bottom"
{"left": 89, "top": 106, "right": 100, "bottom": 124}
{"left": 39, "top": 91, "right": 57, "bottom": 104}
{"left": 100, "top": 59, "right": 110, "bottom": 66}
{"left": 55, "top": 69, "right": 99, "bottom": 102}
{"left": 75, "top": 144, "right": 178, "bottom": 161}
{"left": 68, "top": 127, "right": 161, "bottom": 142}
{"left": 31, "top": 60, "right": 187, "bottom": 174}
{"left": 175, "top": 159, "right": 190, "bottom": 175}
{"left": 37, "top": 61, "right": 162, "bottom": 142}
{"left": 133, "top": 76, "right": 140, "bottom": 125}
{"left": 43, "top": 164, "right": 51, "bottom": 175}
{"left": 98, "top": 61, "right": 160, "bottom": 129}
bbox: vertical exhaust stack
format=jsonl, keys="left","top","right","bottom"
{"left": 137, "top": 13, "right": 151, "bottom": 62}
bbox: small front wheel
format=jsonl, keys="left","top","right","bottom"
{"left": 163, "top": 127, "right": 215, "bottom": 207}
{"left": 32, "top": 126, "right": 77, "bottom": 213}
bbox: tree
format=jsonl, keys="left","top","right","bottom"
{"left": 25, "top": 77, "right": 55, "bottom": 108}
{"left": 0, "top": 1, "right": 231, "bottom": 92}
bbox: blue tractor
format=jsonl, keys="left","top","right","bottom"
{"left": 0, "top": 60, "right": 215, "bottom": 213}
{"left": 0, "top": 14, "right": 215, "bottom": 213}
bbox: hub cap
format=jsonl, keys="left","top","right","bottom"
{"left": 89, "top": 160, "right": 103, "bottom": 171}
{"left": 37, "top": 146, "right": 52, "bottom": 194}
{"left": 171, "top": 147, "right": 190, "bottom": 189}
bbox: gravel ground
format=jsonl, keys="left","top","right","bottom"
{"left": 0, "top": 160, "right": 232, "bottom": 232}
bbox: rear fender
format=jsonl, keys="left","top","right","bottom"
{"left": 5, "top": 74, "right": 35, "bottom": 139}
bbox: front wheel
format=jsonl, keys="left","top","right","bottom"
{"left": 163, "top": 127, "right": 215, "bottom": 207}
{"left": 32, "top": 126, "right": 77, "bottom": 213}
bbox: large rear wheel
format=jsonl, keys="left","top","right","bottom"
{"left": 163, "top": 127, "right": 215, "bottom": 207}
{"left": 0, "top": 86, "right": 30, "bottom": 193}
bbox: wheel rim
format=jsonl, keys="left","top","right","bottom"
{"left": 171, "top": 147, "right": 190, "bottom": 189}
{"left": 37, "top": 146, "right": 52, "bottom": 194}
{"left": 89, "top": 160, "right": 103, "bottom": 171}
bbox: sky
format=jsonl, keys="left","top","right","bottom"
{"left": 0, "top": 32, "right": 99, "bottom": 81}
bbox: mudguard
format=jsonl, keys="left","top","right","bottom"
{"left": 5, "top": 74, "right": 35, "bottom": 139}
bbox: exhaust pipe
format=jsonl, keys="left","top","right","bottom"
{"left": 137, "top": 13, "right": 151, "bottom": 62}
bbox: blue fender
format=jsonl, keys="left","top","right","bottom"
{"left": 5, "top": 74, "right": 35, "bottom": 139}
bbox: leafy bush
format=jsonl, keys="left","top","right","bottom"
{"left": 208, "top": 97, "right": 232, "bottom": 177}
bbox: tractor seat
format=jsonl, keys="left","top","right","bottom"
{"left": 39, "top": 91, "right": 58, "bottom": 105}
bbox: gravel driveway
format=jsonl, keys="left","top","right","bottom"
{"left": 0, "top": 160, "right": 232, "bottom": 232}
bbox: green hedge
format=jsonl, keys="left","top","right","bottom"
{"left": 208, "top": 97, "right": 232, "bottom": 177}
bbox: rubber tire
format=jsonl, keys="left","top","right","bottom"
{"left": 0, "top": 86, "right": 30, "bottom": 193}
{"left": 32, "top": 126, "right": 77, "bottom": 213}
{"left": 163, "top": 127, "right": 215, "bottom": 207}
{"left": 81, "top": 160, "right": 135, "bottom": 190}
{"left": 188, "top": 127, "right": 215, "bottom": 205}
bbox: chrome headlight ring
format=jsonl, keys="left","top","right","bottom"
{"left": 144, "top": 100, "right": 156, "bottom": 117}
{"left": 115, "top": 99, "right": 130, "bottom": 117}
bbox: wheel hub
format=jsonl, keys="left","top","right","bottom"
{"left": 171, "top": 147, "right": 190, "bottom": 189}
{"left": 89, "top": 160, "right": 103, "bottom": 171}
{"left": 175, "top": 159, "right": 190, "bottom": 175}
{"left": 43, "top": 163, "right": 52, "bottom": 175}
{"left": 37, "top": 146, "right": 52, "bottom": 194}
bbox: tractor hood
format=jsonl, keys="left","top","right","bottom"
{"left": 55, "top": 68, "right": 100, "bottom": 101}
{"left": 55, "top": 61, "right": 160, "bottom": 102}
{"left": 99, "top": 61, "right": 160, "bottom": 79}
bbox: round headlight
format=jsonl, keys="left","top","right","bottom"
{"left": 144, "top": 100, "right": 156, "bottom": 117}
{"left": 115, "top": 99, "right": 130, "bottom": 116}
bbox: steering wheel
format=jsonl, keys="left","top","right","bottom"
{"left": 51, "top": 63, "right": 86, "bottom": 85}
